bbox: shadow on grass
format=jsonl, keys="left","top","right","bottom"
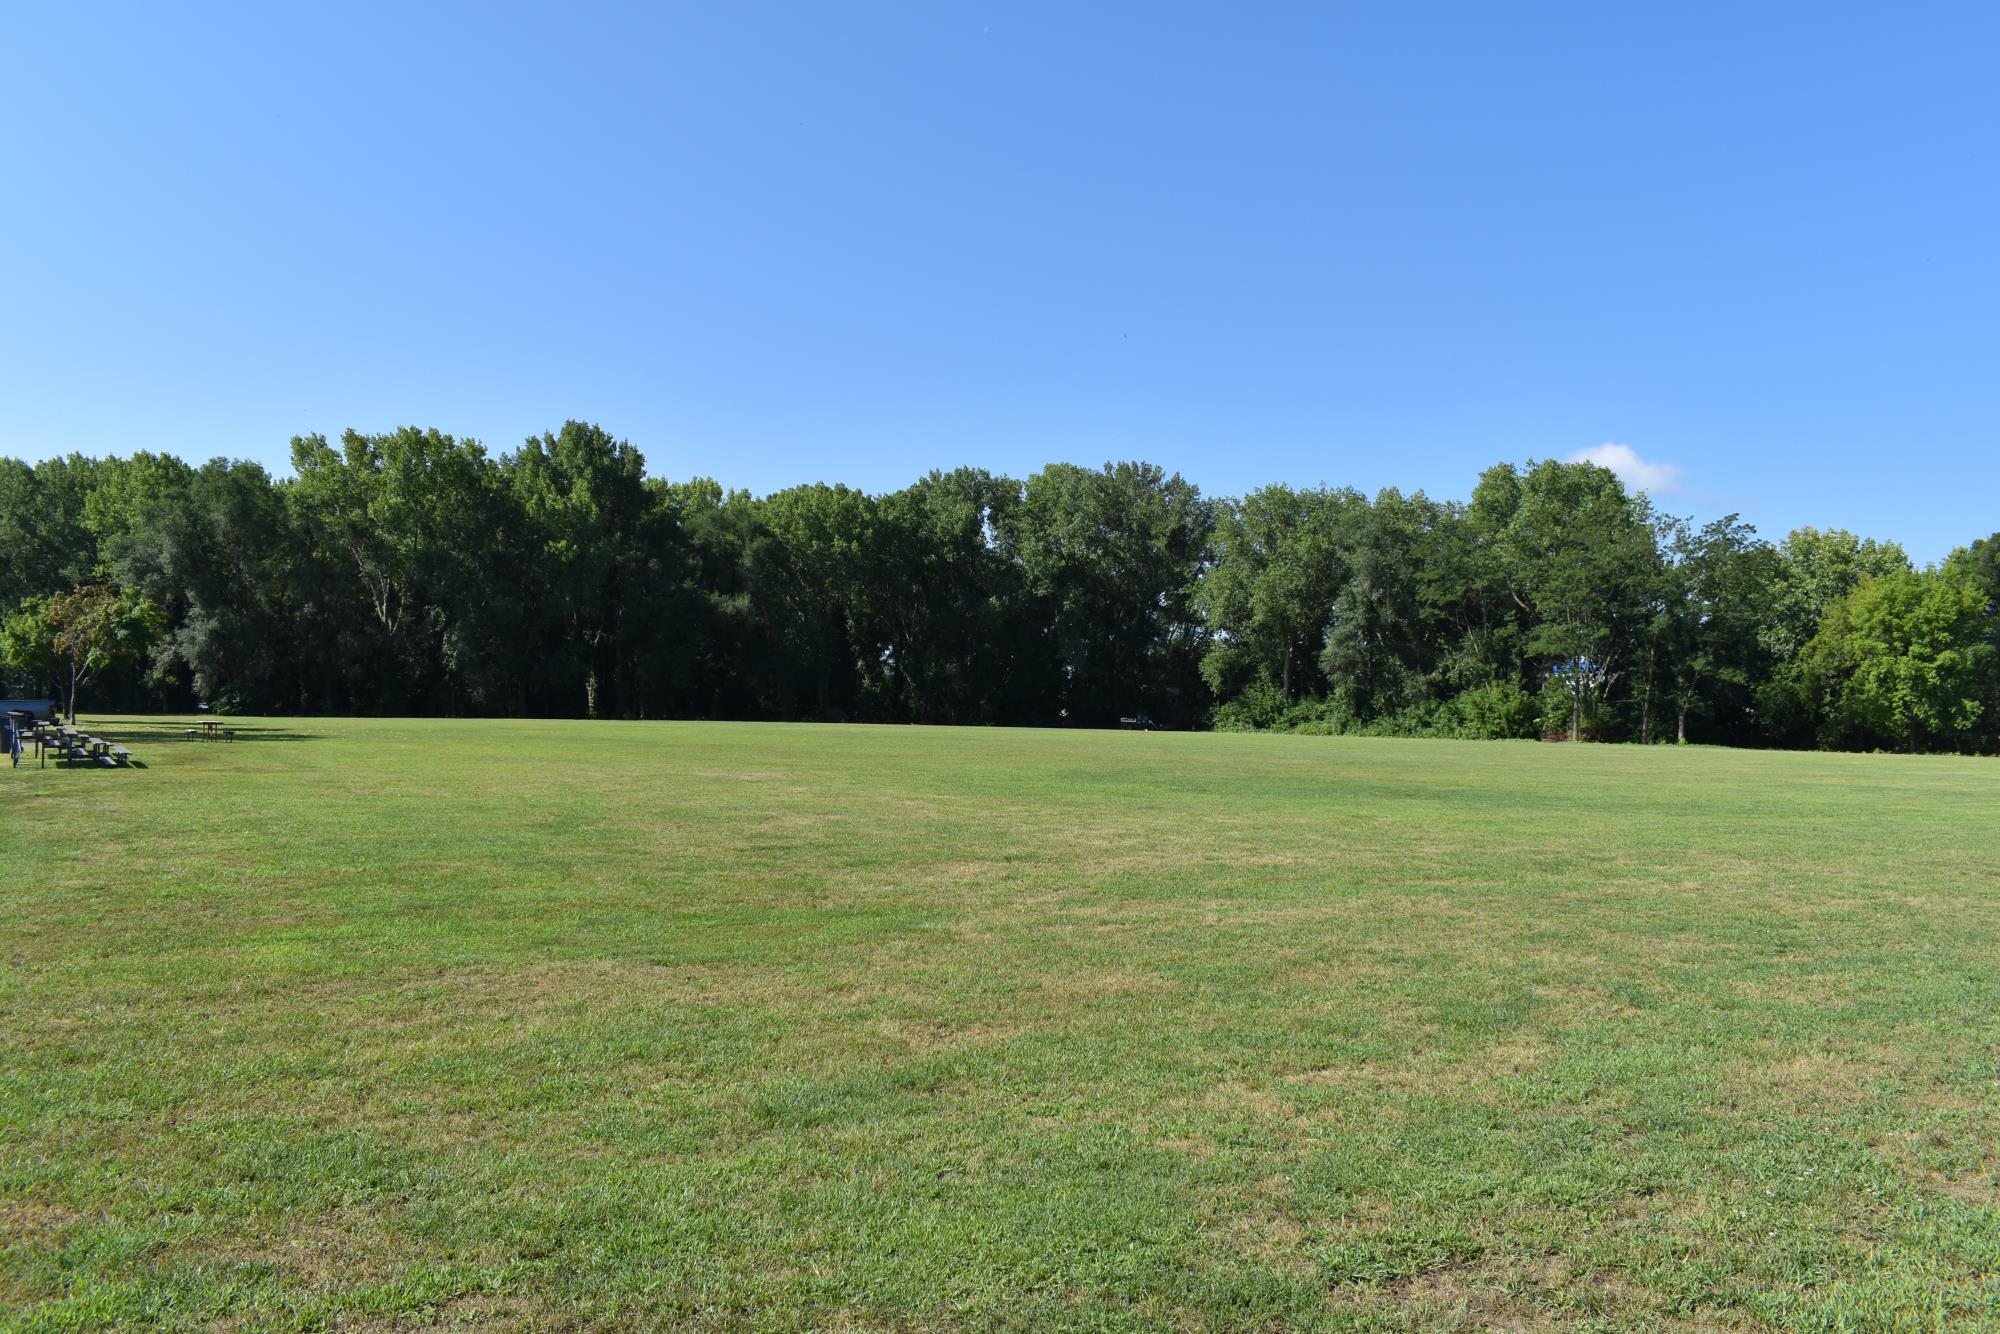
{"left": 16, "top": 723, "right": 326, "bottom": 770}
{"left": 21, "top": 756, "right": 147, "bottom": 774}
{"left": 92, "top": 723, "right": 325, "bottom": 745}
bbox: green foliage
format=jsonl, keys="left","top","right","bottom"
{"left": 1762, "top": 526, "right": 1912, "bottom": 664}
{"left": 0, "top": 437, "right": 1993, "bottom": 753}
{"left": 1, "top": 583, "right": 163, "bottom": 719}
{"left": 872, "top": 468, "right": 1032, "bottom": 724}
{"left": 1219, "top": 679, "right": 1538, "bottom": 740}
{"left": 1795, "top": 566, "right": 1993, "bottom": 751}
{"left": 1646, "top": 514, "right": 1781, "bottom": 745}
{"left": 1482, "top": 460, "right": 1663, "bottom": 741}
{"left": 505, "top": 421, "right": 660, "bottom": 718}
{"left": 1196, "top": 484, "right": 1353, "bottom": 703}
{"left": 1002, "top": 461, "right": 1213, "bottom": 727}
{"left": 1446, "top": 680, "right": 1541, "bottom": 739}
{"left": 0, "top": 454, "right": 100, "bottom": 612}
{"left": 1320, "top": 488, "right": 1452, "bottom": 718}
{"left": 1207, "top": 676, "right": 1290, "bottom": 731}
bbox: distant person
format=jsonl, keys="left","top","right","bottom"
{"left": 6, "top": 717, "right": 18, "bottom": 768}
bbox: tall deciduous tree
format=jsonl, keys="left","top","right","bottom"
{"left": 1197, "top": 484, "right": 1352, "bottom": 705}
{"left": 1797, "top": 567, "right": 1992, "bottom": 752}
{"left": 505, "top": 422, "right": 652, "bottom": 718}
{"left": 745, "top": 482, "right": 884, "bottom": 721}
{"left": 1, "top": 584, "right": 163, "bottom": 722}
{"left": 1479, "top": 460, "right": 1659, "bottom": 741}
{"left": 1762, "top": 528, "right": 1911, "bottom": 665}
{"left": 873, "top": 469, "right": 1029, "bottom": 724}
{"left": 1323, "top": 488, "right": 1452, "bottom": 719}
{"left": 292, "top": 427, "right": 505, "bottom": 711}
{"left": 115, "top": 459, "right": 304, "bottom": 712}
{"left": 1002, "top": 462, "right": 1213, "bottom": 727}
{"left": 1651, "top": 515, "right": 1780, "bottom": 744}
{"left": 0, "top": 456, "right": 103, "bottom": 613}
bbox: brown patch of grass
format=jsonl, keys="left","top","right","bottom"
{"left": 1920, "top": 1170, "right": 1998, "bottom": 1206}
{"left": 1153, "top": 1135, "right": 1216, "bottom": 1158}
{"left": 1215, "top": 1175, "right": 1314, "bottom": 1273}
{"left": 1036, "top": 966, "right": 1175, "bottom": 1003}
{"left": 1286, "top": 1034, "right": 1550, "bottom": 1104}
{"left": 1381, "top": 1255, "right": 1571, "bottom": 1332}
{"left": 1196, "top": 1079, "right": 1297, "bottom": 1123}
{"left": 0, "top": 1195, "right": 81, "bottom": 1239}
{"left": 1746, "top": 1049, "right": 1895, "bottom": 1110}
{"left": 1367, "top": 1253, "right": 1753, "bottom": 1333}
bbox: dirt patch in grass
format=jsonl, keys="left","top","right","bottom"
{"left": 1729, "top": 1048, "right": 1896, "bottom": 1113}
{"left": 1285, "top": 1034, "right": 1551, "bottom": 1105}
{"left": 1384, "top": 1255, "right": 1568, "bottom": 1332}
{"left": 1215, "top": 1175, "right": 1315, "bottom": 1274}
{"left": 1919, "top": 1169, "right": 1999, "bottom": 1205}
{"left": 1367, "top": 1254, "right": 1747, "bottom": 1333}
{"left": 0, "top": 1195, "right": 81, "bottom": 1239}
{"left": 1189, "top": 1078, "right": 1299, "bottom": 1124}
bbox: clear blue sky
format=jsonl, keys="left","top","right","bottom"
{"left": 4, "top": 4, "right": 1994, "bottom": 560}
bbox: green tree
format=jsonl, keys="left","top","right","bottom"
{"left": 874, "top": 469, "right": 1030, "bottom": 724}
{"left": 1762, "top": 527, "right": 1911, "bottom": 664}
{"left": 746, "top": 483, "right": 885, "bottom": 721}
{"left": 504, "top": 422, "right": 653, "bottom": 718}
{"left": 115, "top": 459, "right": 304, "bottom": 712}
{"left": 1197, "top": 484, "right": 1352, "bottom": 706}
{"left": 1797, "top": 567, "right": 1992, "bottom": 752}
{"left": 0, "top": 455, "right": 104, "bottom": 611}
{"left": 81, "top": 452, "right": 196, "bottom": 579}
{"left": 1478, "top": 460, "right": 1661, "bottom": 741}
{"left": 1649, "top": 515, "right": 1780, "bottom": 744}
{"left": 2, "top": 584, "right": 164, "bottom": 722}
{"left": 292, "top": 427, "right": 506, "bottom": 711}
{"left": 1948, "top": 533, "right": 2000, "bottom": 621}
{"left": 1322, "top": 489, "right": 1453, "bottom": 719}
{"left": 1002, "top": 462, "right": 1213, "bottom": 727}
{"left": 656, "top": 477, "right": 767, "bottom": 719}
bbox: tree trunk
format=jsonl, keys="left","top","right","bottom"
{"left": 1281, "top": 642, "right": 1293, "bottom": 702}
{"left": 1570, "top": 665, "right": 1582, "bottom": 742}
{"left": 1677, "top": 703, "right": 1687, "bottom": 745}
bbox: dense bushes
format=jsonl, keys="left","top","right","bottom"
{"left": 1212, "top": 681, "right": 1542, "bottom": 741}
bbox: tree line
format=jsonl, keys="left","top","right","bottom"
{"left": 2, "top": 423, "right": 1994, "bottom": 752}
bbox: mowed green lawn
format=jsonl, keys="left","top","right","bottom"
{"left": 4, "top": 721, "right": 1997, "bottom": 1332}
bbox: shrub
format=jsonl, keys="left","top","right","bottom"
{"left": 1209, "top": 678, "right": 1287, "bottom": 731}
{"left": 1446, "top": 682, "right": 1540, "bottom": 739}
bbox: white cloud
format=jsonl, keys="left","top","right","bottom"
{"left": 1567, "top": 442, "right": 1683, "bottom": 495}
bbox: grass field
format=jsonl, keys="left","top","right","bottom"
{"left": 3, "top": 719, "right": 1998, "bottom": 1332}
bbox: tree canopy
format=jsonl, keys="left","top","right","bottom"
{"left": 2, "top": 431, "right": 1993, "bottom": 753}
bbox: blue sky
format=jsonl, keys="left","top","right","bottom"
{"left": 3, "top": 4, "right": 1994, "bottom": 560}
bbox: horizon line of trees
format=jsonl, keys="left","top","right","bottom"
{"left": 2, "top": 423, "right": 1994, "bottom": 754}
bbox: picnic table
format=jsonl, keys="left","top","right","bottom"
{"left": 186, "top": 719, "right": 233, "bottom": 740}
